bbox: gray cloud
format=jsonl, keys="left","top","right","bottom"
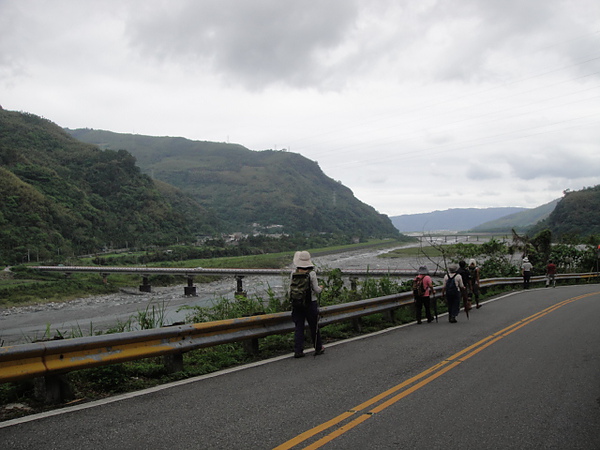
{"left": 466, "top": 163, "right": 503, "bottom": 180}
{"left": 126, "top": 0, "right": 359, "bottom": 90}
{"left": 508, "top": 148, "right": 600, "bottom": 180}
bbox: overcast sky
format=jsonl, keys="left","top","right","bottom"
{"left": 2, "top": 1, "right": 599, "bottom": 217}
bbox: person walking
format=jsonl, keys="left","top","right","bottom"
{"left": 522, "top": 257, "right": 533, "bottom": 289}
{"left": 456, "top": 260, "right": 472, "bottom": 311}
{"left": 468, "top": 259, "right": 481, "bottom": 308}
{"left": 546, "top": 260, "right": 557, "bottom": 288}
{"left": 290, "top": 251, "right": 325, "bottom": 358}
{"left": 442, "top": 264, "right": 467, "bottom": 323}
{"left": 413, "top": 266, "right": 435, "bottom": 324}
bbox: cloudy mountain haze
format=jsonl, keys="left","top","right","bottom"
{"left": 1, "top": 1, "right": 599, "bottom": 216}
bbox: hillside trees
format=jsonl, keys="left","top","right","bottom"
{"left": 0, "top": 110, "right": 218, "bottom": 264}
{"left": 68, "top": 128, "right": 401, "bottom": 237}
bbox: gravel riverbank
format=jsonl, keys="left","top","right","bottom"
{"left": 0, "top": 245, "right": 437, "bottom": 346}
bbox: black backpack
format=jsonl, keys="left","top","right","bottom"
{"left": 445, "top": 274, "right": 459, "bottom": 296}
{"left": 289, "top": 271, "right": 312, "bottom": 309}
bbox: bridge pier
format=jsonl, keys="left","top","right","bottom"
{"left": 184, "top": 276, "right": 197, "bottom": 296}
{"left": 139, "top": 276, "right": 152, "bottom": 293}
{"left": 235, "top": 275, "right": 247, "bottom": 297}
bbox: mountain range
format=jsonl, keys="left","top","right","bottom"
{"left": 390, "top": 199, "right": 560, "bottom": 233}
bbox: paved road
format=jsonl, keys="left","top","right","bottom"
{"left": 2, "top": 284, "right": 599, "bottom": 449}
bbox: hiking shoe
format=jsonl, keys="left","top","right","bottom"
{"left": 476, "top": 304, "right": 481, "bottom": 309}
{"left": 427, "top": 318, "right": 434, "bottom": 323}
{"left": 417, "top": 320, "right": 422, "bottom": 324}
{"left": 315, "top": 347, "right": 325, "bottom": 356}
{"left": 294, "top": 352, "right": 305, "bottom": 358}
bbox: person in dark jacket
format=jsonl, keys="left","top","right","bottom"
{"left": 442, "top": 264, "right": 467, "bottom": 323}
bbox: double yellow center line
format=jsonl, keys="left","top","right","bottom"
{"left": 274, "top": 292, "right": 598, "bottom": 450}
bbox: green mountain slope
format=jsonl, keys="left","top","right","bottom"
{"left": 68, "top": 128, "right": 400, "bottom": 237}
{"left": 469, "top": 199, "right": 559, "bottom": 232}
{"left": 530, "top": 187, "right": 600, "bottom": 238}
{"left": 0, "top": 110, "right": 218, "bottom": 264}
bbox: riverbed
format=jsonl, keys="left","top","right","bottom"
{"left": 0, "top": 244, "right": 442, "bottom": 346}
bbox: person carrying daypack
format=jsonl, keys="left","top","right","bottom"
{"left": 457, "top": 260, "right": 473, "bottom": 312}
{"left": 442, "top": 263, "right": 467, "bottom": 323}
{"left": 289, "top": 251, "right": 325, "bottom": 358}
{"left": 468, "top": 259, "right": 481, "bottom": 308}
{"left": 413, "top": 265, "right": 435, "bottom": 324}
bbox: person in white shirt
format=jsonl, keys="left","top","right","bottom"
{"left": 521, "top": 257, "right": 533, "bottom": 289}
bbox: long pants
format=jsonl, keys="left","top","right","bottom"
{"left": 523, "top": 271, "right": 531, "bottom": 289}
{"left": 292, "top": 301, "right": 322, "bottom": 354}
{"left": 471, "top": 283, "right": 480, "bottom": 304}
{"left": 415, "top": 295, "right": 433, "bottom": 322}
{"left": 446, "top": 292, "right": 461, "bottom": 320}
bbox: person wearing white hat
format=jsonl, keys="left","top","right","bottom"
{"left": 521, "top": 257, "right": 533, "bottom": 289}
{"left": 290, "top": 251, "right": 325, "bottom": 358}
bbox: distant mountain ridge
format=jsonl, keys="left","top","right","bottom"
{"left": 67, "top": 128, "right": 400, "bottom": 237}
{"left": 471, "top": 199, "right": 559, "bottom": 232}
{"left": 390, "top": 207, "right": 528, "bottom": 232}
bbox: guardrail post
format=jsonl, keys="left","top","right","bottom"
{"left": 34, "top": 375, "right": 74, "bottom": 404}
{"left": 383, "top": 309, "right": 395, "bottom": 323}
{"left": 242, "top": 312, "right": 264, "bottom": 355}
{"left": 235, "top": 275, "right": 247, "bottom": 297}
{"left": 139, "top": 275, "right": 152, "bottom": 293}
{"left": 163, "top": 353, "right": 184, "bottom": 373}
{"left": 349, "top": 276, "right": 361, "bottom": 332}
{"left": 184, "top": 276, "right": 197, "bottom": 296}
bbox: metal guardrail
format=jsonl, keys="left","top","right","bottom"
{"left": 1, "top": 272, "right": 598, "bottom": 386}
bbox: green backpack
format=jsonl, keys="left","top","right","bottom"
{"left": 290, "top": 271, "right": 312, "bottom": 309}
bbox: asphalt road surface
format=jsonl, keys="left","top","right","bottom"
{"left": 2, "top": 284, "right": 599, "bottom": 449}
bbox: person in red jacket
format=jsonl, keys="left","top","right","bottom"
{"left": 413, "top": 266, "right": 435, "bottom": 324}
{"left": 546, "top": 260, "right": 557, "bottom": 288}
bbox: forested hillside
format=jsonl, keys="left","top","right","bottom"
{"left": 68, "top": 128, "right": 400, "bottom": 237}
{"left": 530, "top": 186, "right": 600, "bottom": 238}
{"left": 0, "top": 110, "right": 218, "bottom": 264}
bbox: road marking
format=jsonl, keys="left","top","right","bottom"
{"left": 273, "top": 291, "right": 599, "bottom": 450}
